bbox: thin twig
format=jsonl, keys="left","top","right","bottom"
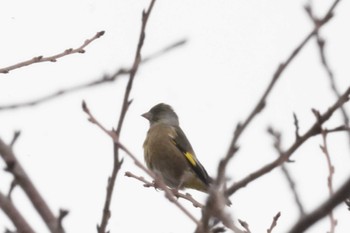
{"left": 320, "top": 130, "right": 337, "bottom": 233}
{"left": 266, "top": 212, "right": 281, "bottom": 233}
{"left": 281, "top": 165, "right": 305, "bottom": 216}
{"left": 226, "top": 86, "right": 350, "bottom": 196}
{"left": 0, "top": 31, "right": 105, "bottom": 74}
{"left": 95, "top": 1, "right": 157, "bottom": 232}
{"left": 267, "top": 126, "right": 305, "bottom": 216}
{"left": 288, "top": 175, "right": 350, "bottom": 233}
{"left": 293, "top": 113, "right": 301, "bottom": 140}
{"left": 324, "top": 125, "right": 350, "bottom": 133}
{"left": 0, "top": 39, "right": 186, "bottom": 111}
{"left": 115, "top": 0, "right": 157, "bottom": 136}
{"left": 0, "top": 191, "right": 35, "bottom": 233}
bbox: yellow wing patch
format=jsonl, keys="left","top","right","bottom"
{"left": 184, "top": 152, "right": 197, "bottom": 167}
{"left": 169, "top": 131, "right": 197, "bottom": 167}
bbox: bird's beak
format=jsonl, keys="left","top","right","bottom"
{"left": 141, "top": 112, "right": 151, "bottom": 120}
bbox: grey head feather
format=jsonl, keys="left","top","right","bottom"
{"left": 142, "top": 103, "right": 180, "bottom": 126}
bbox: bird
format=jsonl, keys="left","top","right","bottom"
{"left": 142, "top": 103, "right": 212, "bottom": 192}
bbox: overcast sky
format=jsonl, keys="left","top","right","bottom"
{"left": 1, "top": 0, "right": 350, "bottom": 232}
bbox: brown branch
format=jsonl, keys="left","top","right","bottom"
{"left": 226, "top": 86, "right": 350, "bottom": 196}
{"left": 216, "top": 0, "right": 340, "bottom": 192}
{"left": 288, "top": 175, "right": 350, "bottom": 233}
{"left": 115, "top": 0, "right": 156, "bottom": 136}
{"left": 320, "top": 130, "right": 337, "bottom": 233}
{"left": 0, "top": 38, "right": 186, "bottom": 111}
{"left": 0, "top": 191, "right": 35, "bottom": 233}
{"left": 266, "top": 212, "right": 281, "bottom": 233}
{"left": 0, "top": 138, "right": 65, "bottom": 233}
{"left": 0, "top": 31, "right": 105, "bottom": 74}
{"left": 82, "top": 101, "right": 200, "bottom": 226}
{"left": 199, "top": 1, "right": 341, "bottom": 231}
{"left": 93, "top": 1, "right": 157, "bottom": 232}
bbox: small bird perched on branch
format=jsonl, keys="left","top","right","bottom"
{"left": 142, "top": 103, "right": 231, "bottom": 206}
{"left": 142, "top": 103, "right": 212, "bottom": 192}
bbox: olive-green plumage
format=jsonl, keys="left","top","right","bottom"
{"left": 142, "top": 103, "right": 212, "bottom": 192}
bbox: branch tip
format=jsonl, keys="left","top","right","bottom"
{"left": 97, "top": 31, "right": 105, "bottom": 37}
{"left": 81, "top": 100, "right": 88, "bottom": 113}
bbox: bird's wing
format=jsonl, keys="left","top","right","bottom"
{"left": 169, "top": 126, "right": 211, "bottom": 186}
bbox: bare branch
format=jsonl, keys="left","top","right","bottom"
{"left": 0, "top": 138, "right": 65, "bottom": 233}
{"left": 323, "top": 125, "right": 350, "bottom": 133}
{"left": 0, "top": 31, "right": 105, "bottom": 74}
{"left": 0, "top": 191, "right": 35, "bottom": 233}
{"left": 95, "top": 1, "right": 157, "bottom": 232}
{"left": 268, "top": 126, "right": 305, "bottom": 216}
{"left": 197, "top": 2, "right": 342, "bottom": 231}
{"left": 115, "top": 0, "right": 156, "bottom": 136}
{"left": 288, "top": 175, "right": 350, "bottom": 233}
{"left": 216, "top": 0, "right": 341, "bottom": 195}
{"left": 226, "top": 86, "right": 350, "bottom": 196}
{"left": 280, "top": 165, "right": 305, "bottom": 217}
{"left": 306, "top": 1, "right": 350, "bottom": 149}
{"left": 0, "top": 38, "right": 186, "bottom": 111}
